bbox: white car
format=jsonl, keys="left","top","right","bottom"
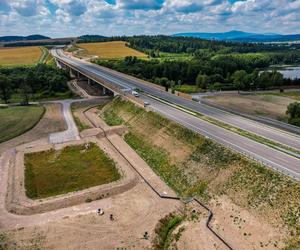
{"left": 132, "top": 91, "right": 139, "bottom": 97}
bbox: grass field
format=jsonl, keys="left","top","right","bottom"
{"left": 259, "top": 91, "right": 300, "bottom": 101}
{"left": 0, "top": 46, "right": 42, "bottom": 66}
{"left": 78, "top": 41, "right": 147, "bottom": 59}
{"left": 25, "top": 143, "right": 120, "bottom": 199}
{"left": 0, "top": 106, "right": 45, "bottom": 143}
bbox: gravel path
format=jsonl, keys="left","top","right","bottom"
{"left": 49, "top": 100, "right": 80, "bottom": 144}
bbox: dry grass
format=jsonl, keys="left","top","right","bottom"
{"left": 206, "top": 94, "right": 292, "bottom": 121}
{"left": 0, "top": 46, "right": 42, "bottom": 66}
{"left": 78, "top": 41, "right": 147, "bottom": 59}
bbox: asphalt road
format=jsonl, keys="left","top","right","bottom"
{"left": 51, "top": 49, "right": 300, "bottom": 180}
{"left": 49, "top": 100, "right": 80, "bottom": 144}
{"left": 142, "top": 95, "right": 300, "bottom": 180}
{"left": 52, "top": 49, "right": 300, "bottom": 151}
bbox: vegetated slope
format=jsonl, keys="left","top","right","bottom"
{"left": 78, "top": 41, "right": 147, "bottom": 59}
{"left": 0, "top": 106, "right": 45, "bottom": 143}
{"left": 25, "top": 143, "right": 120, "bottom": 199}
{"left": 0, "top": 46, "right": 42, "bottom": 66}
{"left": 102, "top": 97, "right": 300, "bottom": 248}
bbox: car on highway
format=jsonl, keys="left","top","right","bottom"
{"left": 132, "top": 90, "right": 139, "bottom": 97}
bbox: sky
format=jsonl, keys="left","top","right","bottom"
{"left": 0, "top": 0, "right": 300, "bottom": 37}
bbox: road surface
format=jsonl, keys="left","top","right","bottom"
{"left": 51, "top": 49, "right": 300, "bottom": 151}
{"left": 51, "top": 49, "right": 300, "bottom": 180}
{"left": 49, "top": 100, "right": 80, "bottom": 144}
{"left": 143, "top": 95, "right": 300, "bottom": 180}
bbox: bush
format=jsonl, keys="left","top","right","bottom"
{"left": 289, "top": 118, "right": 300, "bottom": 127}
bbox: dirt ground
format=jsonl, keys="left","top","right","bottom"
{"left": 210, "top": 196, "right": 286, "bottom": 250}
{"left": 1, "top": 183, "right": 181, "bottom": 250}
{"left": 205, "top": 94, "right": 294, "bottom": 121}
{"left": 0, "top": 103, "right": 66, "bottom": 154}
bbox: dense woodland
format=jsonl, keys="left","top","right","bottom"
{"left": 0, "top": 64, "right": 70, "bottom": 104}
{"left": 93, "top": 36, "right": 300, "bottom": 92}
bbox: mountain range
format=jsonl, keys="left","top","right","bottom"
{"left": 0, "top": 35, "right": 50, "bottom": 42}
{"left": 173, "top": 30, "right": 300, "bottom": 42}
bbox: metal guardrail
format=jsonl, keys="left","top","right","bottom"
{"left": 83, "top": 105, "right": 234, "bottom": 250}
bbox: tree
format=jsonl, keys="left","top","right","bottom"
{"left": 0, "top": 74, "right": 11, "bottom": 103}
{"left": 160, "top": 77, "right": 170, "bottom": 91}
{"left": 258, "top": 71, "right": 271, "bottom": 90}
{"left": 20, "top": 82, "right": 32, "bottom": 105}
{"left": 270, "top": 71, "right": 284, "bottom": 87}
{"left": 286, "top": 102, "right": 300, "bottom": 119}
{"left": 196, "top": 73, "right": 209, "bottom": 89}
{"left": 232, "top": 70, "right": 248, "bottom": 93}
{"left": 286, "top": 102, "right": 300, "bottom": 127}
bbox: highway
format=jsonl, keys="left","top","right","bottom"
{"left": 52, "top": 49, "right": 300, "bottom": 151}
{"left": 51, "top": 48, "right": 300, "bottom": 180}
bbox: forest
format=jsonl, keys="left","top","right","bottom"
{"left": 0, "top": 64, "right": 70, "bottom": 104}
{"left": 92, "top": 36, "right": 300, "bottom": 92}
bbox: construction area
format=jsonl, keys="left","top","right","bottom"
{"left": 0, "top": 80, "right": 296, "bottom": 250}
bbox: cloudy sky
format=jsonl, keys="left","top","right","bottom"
{"left": 0, "top": 0, "right": 300, "bottom": 37}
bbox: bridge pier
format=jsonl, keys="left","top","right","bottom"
{"left": 58, "top": 61, "right": 114, "bottom": 97}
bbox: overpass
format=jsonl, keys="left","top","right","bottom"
{"left": 51, "top": 48, "right": 300, "bottom": 181}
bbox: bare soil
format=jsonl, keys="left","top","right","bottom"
{"left": 206, "top": 94, "right": 294, "bottom": 121}
{"left": 1, "top": 183, "right": 181, "bottom": 250}
{"left": 210, "top": 196, "right": 286, "bottom": 249}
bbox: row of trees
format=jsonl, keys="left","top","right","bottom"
{"left": 0, "top": 64, "right": 69, "bottom": 104}
{"left": 96, "top": 56, "right": 300, "bottom": 92}
{"left": 87, "top": 35, "right": 300, "bottom": 92}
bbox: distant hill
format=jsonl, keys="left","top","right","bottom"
{"left": 79, "top": 35, "right": 107, "bottom": 43}
{"left": 0, "top": 34, "right": 51, "bottom": 42}
{"left": 173, "top": 30, "right": 300, "bottom": 42}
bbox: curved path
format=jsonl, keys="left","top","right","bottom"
{"left": 49, "top": 100, "right": 80, "bottom": 144}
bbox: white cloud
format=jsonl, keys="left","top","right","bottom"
{"left": 0, "top": 0, "right": 300, "bottom": 37}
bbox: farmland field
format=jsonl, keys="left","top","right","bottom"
{"left": 78, "top": 41, "right": 147, "bottom": 59}
{"left": 0, "top": 46, "right": 43, "bottom": 66}
{"left": 24, "top": 143, "right": 120, "bottom": 199}
{"left": 0, "top": 106, "right": 45, "bottom": 143}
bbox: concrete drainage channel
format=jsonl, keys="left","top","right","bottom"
{"left": 83, "top": 106, "right": 234, "bottom": 250}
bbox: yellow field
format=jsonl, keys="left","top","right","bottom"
{"left": 78, "top": 41, "right": 147, "bottom": 59}
{"left": 0, "top": 46, "right": 42, "bottom": 66}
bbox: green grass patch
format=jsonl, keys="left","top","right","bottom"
{"left": 124, "top": 132, "right": 189, "bottom": 195}
{"left": 71, "top": 103, "right": 91, "bottom": 132}
{"left": 102, "top": 109, "right": 125, "bottom": 126}
{"left": 173, "top": 85, "right": 202, "bottom": 94}
{"left": 0, "top": 106, "right": 45, "bottom": 143}
{"left": 157, "top": 52, "right": 192, "bottom": 61}
{"left": 24, "top": 143, "right": 120, "bottom": 199}
{"left": 154, "top": 214, "right": 184, "bottom": 250}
